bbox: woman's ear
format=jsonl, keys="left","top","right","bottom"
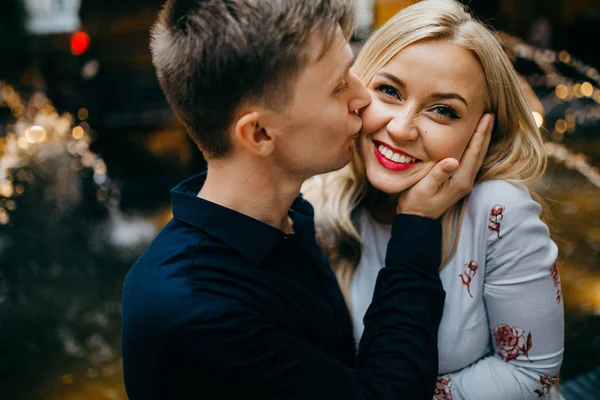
{"left": 232, "top": 111, "right": 275, "bottom": 157}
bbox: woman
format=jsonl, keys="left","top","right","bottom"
{"left": 303, "top": 0, "right": 564, "bottom": 398}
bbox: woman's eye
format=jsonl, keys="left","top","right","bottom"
{"left": 375, "top": 84, "right": 400, "bottom": 99}
{"left": 432, "top": 105, "right": 459, "bottom": 120}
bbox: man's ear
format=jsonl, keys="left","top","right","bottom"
{"left": 233, "top": 111, "right": 275, "bottom": 157}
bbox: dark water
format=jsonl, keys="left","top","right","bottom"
{"left": 0, "top": 123, "right": 598, "bottom": 400}
{"left": 544, "top": 141, "right": 600, "bottom": 381}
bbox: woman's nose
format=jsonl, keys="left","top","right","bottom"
{"left": 387, "top": 108, "right": 419, "bottom": 142}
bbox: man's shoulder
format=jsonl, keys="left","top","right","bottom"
{"left": 122, "top": 221, "right": 220, "bottom": 321}
{"left": 123, "top": 220, "right": 202, "bottom": 287}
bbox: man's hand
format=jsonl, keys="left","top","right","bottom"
{"left": 396, "top": 113, "right": 495, "bottom": 219}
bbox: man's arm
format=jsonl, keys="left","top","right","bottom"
{"left": 359, "top": 214, "right": 444, "bottom": 399}
{"left": 172, "top": 214, "right": 443, "bottom": 399}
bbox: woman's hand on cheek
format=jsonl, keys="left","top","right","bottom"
{"left": 396, "top": 113, "right": 495, "bottom": 219}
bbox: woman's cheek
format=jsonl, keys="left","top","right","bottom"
{"left": 421, "top": 127, "right": 466, "bottom": 161}
{"left": 360, "top": 98, "right": 393, "bottom": 134}
{"left": 360, "top": 105, "right": 373, "bottom": 134}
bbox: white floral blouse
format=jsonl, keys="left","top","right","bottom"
{"left": 350, "top": 180, "right": 565, "bottom": 399}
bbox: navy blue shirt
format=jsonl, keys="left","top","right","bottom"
{"left": 122, "top": 173, "right": 444, "bottom": 399}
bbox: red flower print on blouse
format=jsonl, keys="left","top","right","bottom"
{"left": 550, "top": 263, "right": 562, "bottom": 304}
{"left": 488, "top": 204, "right": 504, "bottom": 239}
{"left": 493, "top": 324, "right": 532, "bottom": 362}
{"left": 534, "top": 375, "right": 559, "bottom": 397}
{"left": 459, "top": 260, "right": 478, "bottom": 298}
{"left": 434, "top": 377, "right": 453, "bottom": 400}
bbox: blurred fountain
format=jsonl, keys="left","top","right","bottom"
{"left": 500, "top": 32, "right": 600, "bottom": 187}
{"left": 0, "top": 81, "right": 129, "bottom": 400}
{"left": 0, "top": 80, "right": 119, "bottom": 224}
{"left": 499, "top": 33, "right": 600, "bottom": 392}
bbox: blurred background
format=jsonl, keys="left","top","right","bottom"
{"left": 0, "top": 0, "right": 599, "bottom": 399}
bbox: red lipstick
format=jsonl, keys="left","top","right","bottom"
{"left": 373, "top": 140, "right": 420, "bottom": 172}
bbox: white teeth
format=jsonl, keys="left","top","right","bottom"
{"left": 377, "top": 143, "right": 417, "bottom": 164}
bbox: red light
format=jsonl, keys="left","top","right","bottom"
{"left": 71, "top": 31, "right": 90, "bottom": 55}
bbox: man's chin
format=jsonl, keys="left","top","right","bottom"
{"left": 331, "top": 153, "right": 353, "bottom": 173}
{"left": 311, "top": 157, "right": 351, "bottom": 178}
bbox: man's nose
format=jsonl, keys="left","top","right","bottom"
{"left": 347, "top": 71, "right": 371, "bottom": 112}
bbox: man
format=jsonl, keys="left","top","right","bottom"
{"left": 121, "top": 1, "right": 493, "bottom": 399}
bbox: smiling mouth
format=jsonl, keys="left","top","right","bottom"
{"left": 373, "top": 140, "right": 421, "bottom": 171}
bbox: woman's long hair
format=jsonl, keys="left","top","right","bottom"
{"left": 303, "top": 0, "right": 547, "bottom": 304}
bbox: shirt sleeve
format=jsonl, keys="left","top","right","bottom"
{"left": 436, "top": 184, "right": 564, "bottom": 400}
{"left": 172, "top": 214, "right": 445, "bottom": 400}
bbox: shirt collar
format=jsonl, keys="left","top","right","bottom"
{"left": 170, "top": 172, "right": 314, "bottom": 267}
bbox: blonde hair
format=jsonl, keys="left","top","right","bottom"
{"left": 303, "top": 0, "right": 547, "bottom": 304}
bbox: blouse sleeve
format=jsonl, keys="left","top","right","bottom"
{"left": 435, "top": 183, "right": 564, "bottom": 400}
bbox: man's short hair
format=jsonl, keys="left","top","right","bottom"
{"left": 151, "top": 0, "right": 356, "bottom": 159}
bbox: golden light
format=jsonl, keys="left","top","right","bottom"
{"left": 72, "top": 126, "right": 85, "bottom": 140}
{"left": 62, "top": 374, "right": 74, "bottom": 385}
{"left": 573, "top": 83, "right": 582, "bottom": 98}
{"left": 594, "top": 91, "right": 600, "bottom": 104}
{"left": 93, "top": 161, "right": 107, "bottom": 175}
{"left": 25, "top": 125, "right": 47, "bottom": 144}
{"left": 55, "top": 115, "right": 73, "bottom": 136}
{"left": 0, "top": 79, "right": 115, "bottom": 230}
{"left": 587, "top": 68, "right": 600, "bottom": 80}
{"left": 82, "top": 153, "right": 96, "bottom": 167}
{"left": 18, "top": 137, "right": 29, "bottom": 149}
{"left": 0, "top": 181, "right": 14, "bottom": 198}
{"left": 555, "top": 84, "right": 568, "bottom": 99}
{"left": 0, "top": 209, "right": 8, "bottom": 225}
{"left": 41, "top": 103, "right": 56, "bottom": 114}
{"left": 566, "top": 114, "right": 576, "bottom": 129}
{"left": 555, "top": 119, "right": 568, "bottom": 134}
{"left": 581, "top": 82, "right": 594, "bottom": 97}
{"left": 25, "top": 171, "right": 35, "bottom": 184}
{"left": 558, "top": 51, "right": 571, "bottom": 63}
{"left": 532, "top": 111, "right": 544, "bottom": 128}
{"left": 77, "top": 108, "right": 89, "bottom": 121}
